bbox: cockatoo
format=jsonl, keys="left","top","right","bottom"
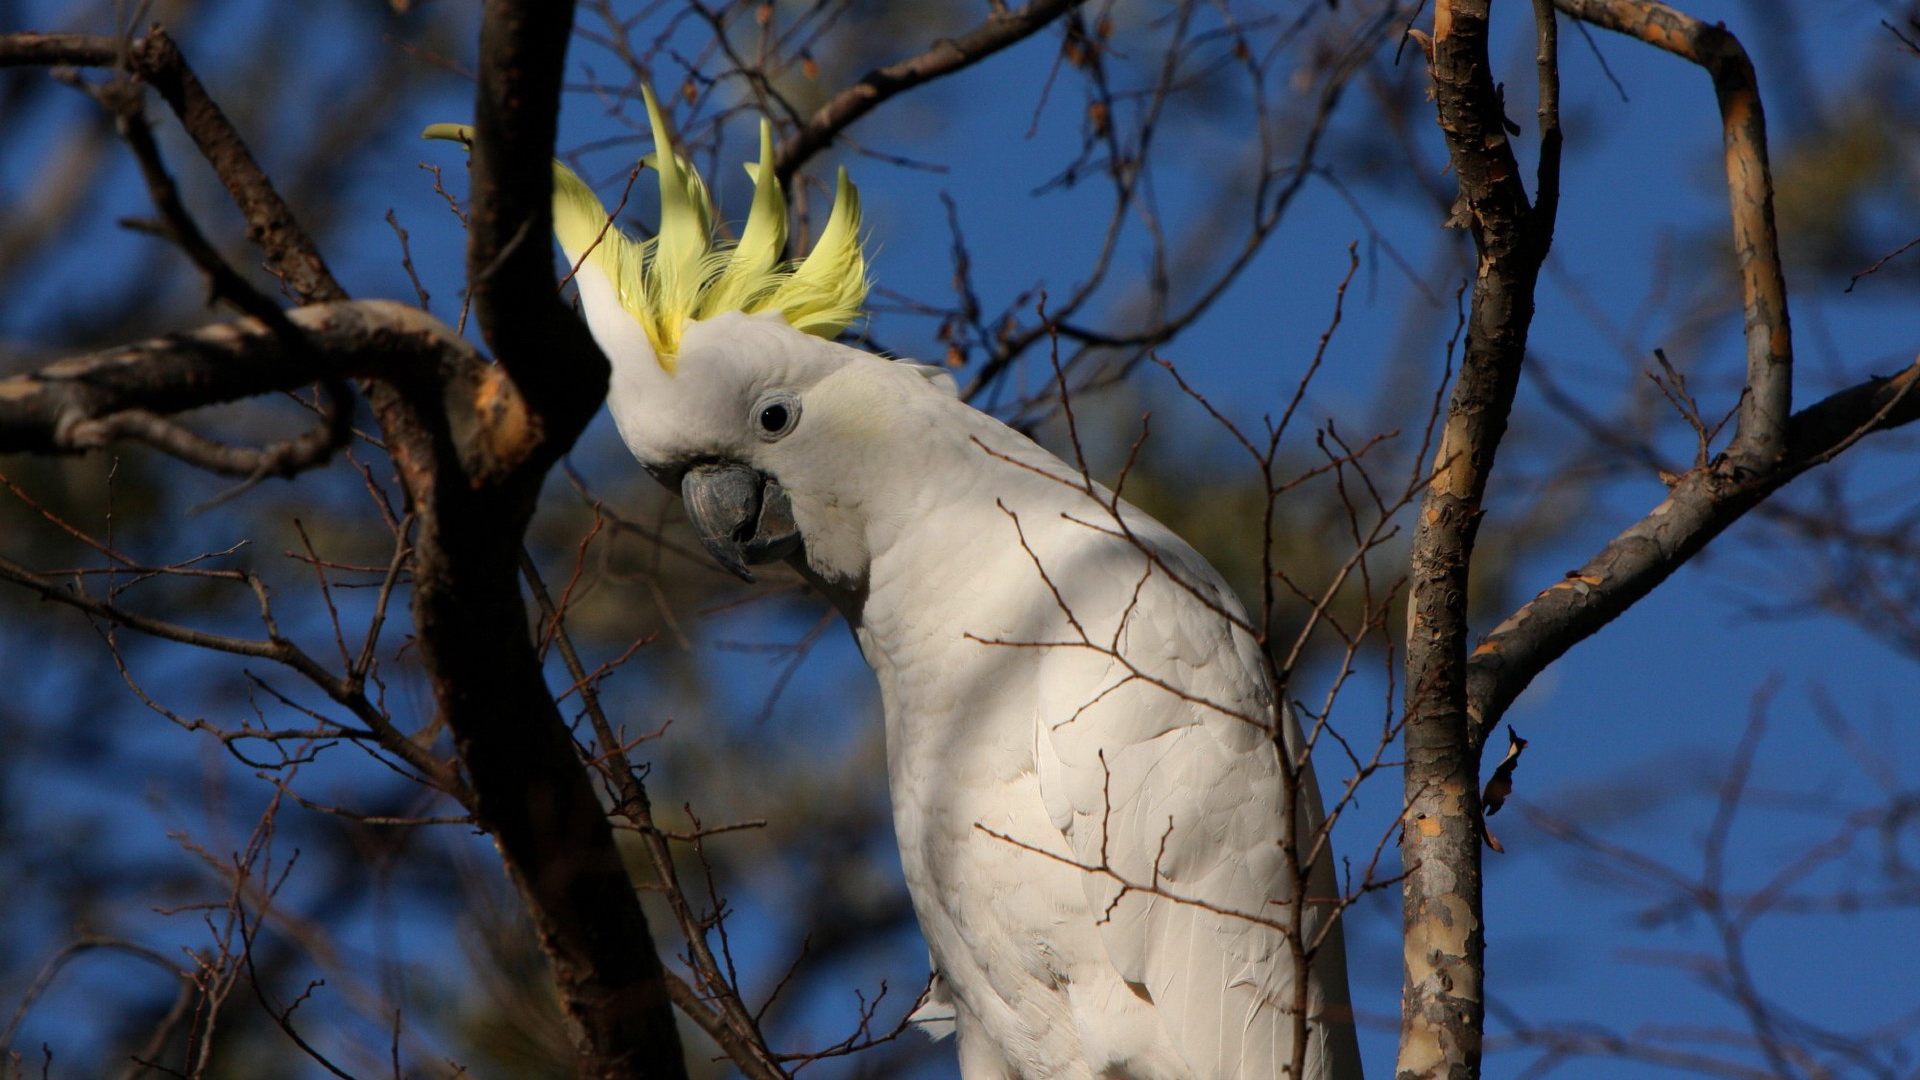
{"left": 429, "top": 93, "right": 1362, "bottom": 1080}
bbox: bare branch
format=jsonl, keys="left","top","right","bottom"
{"left": 1398, "top": 0, "right": 1563, "bottom": 1075}
{"left": 0, "top": 32, "right": 120, "bottom": 66}
{"left": 131, "top": 29, "right": 350, "bottom": 305}
{"left": 0, "top": 300, "right": 471, "bottom": 458}
{"left": 773, "top": 0, "right": 1087, "bottom": 181}
{"left": 1467, "top": 358, "right": 1920, "bottom": 738}
{"left": 519, "top": 549, "right": 787, "bottom": 1080}
{"left": 1552, "top": 0, "right": 1792, "bottom": 465}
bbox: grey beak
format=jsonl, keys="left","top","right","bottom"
{"left": 680, "top": 462, "right": 802, "bottom": 583}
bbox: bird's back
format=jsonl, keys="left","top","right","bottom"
{"left": 853, "top": 408, "right": 1361, "bottom": 1080}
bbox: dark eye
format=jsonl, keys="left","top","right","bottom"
{"left": 752, "top": 393, "right": 800, "bottom": 441}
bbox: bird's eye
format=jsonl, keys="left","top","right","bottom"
{"left": 753, "top": 393, "right": 800, "bottom": 441}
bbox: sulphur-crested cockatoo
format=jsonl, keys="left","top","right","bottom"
{"left": 429, "top": 94, "right": 1361, "bottom": 1080}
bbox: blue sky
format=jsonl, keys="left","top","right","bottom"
{"left": 4, "top": 1, "right": 1918, "bottom": 1077}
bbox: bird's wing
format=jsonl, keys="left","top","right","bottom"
{"left": 1022, "top": 510, "right": 1327, "bottom": 1080}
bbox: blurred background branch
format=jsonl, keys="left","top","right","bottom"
{"left": 0, "top": 0, "right": 1914, "bottom": 1078}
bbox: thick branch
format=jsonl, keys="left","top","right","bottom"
{"left": 7, "top": 20, "right": 686, "bottom": 1080}
{"left": 1552, "top": 0, "right": 1791, "bottom": 463}
{"left": 0, "top": 300, "right": 468, "bottom": 455}
{"left": 408, "top": 511, "right": 689, "bottom": 1080}
{"left": 0, "top": 31, "right": 118, "bottom": 66}
{"left": 1468, "top": 360, "right": 1920, "bottom": 736}
{"left": 83, "top": 77, "right": 354, "bottom": 478}
{"left": 1463, "top": 2, "right": 1822, "bottom": 739}
{"left": 1400, "top": 3, "right": 1561, "bottom": 1079}
{"left": 409, "top": 6, "right": 683, "bottom": 1079}
{"left": 464, "top": 0, "right": 608, "bottom": 444}
{"left": 772, "top": 0, "right": 1086, "bottom": 181}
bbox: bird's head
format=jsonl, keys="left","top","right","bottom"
{"left": 619, "top": 308, "right": 966, "bottom": 588}
{"left": 427, "top": 89, "right": 946, "bottom": 586}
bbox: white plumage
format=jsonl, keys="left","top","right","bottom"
{"left": 471, "top": 95, "right": 1364, "bottom": 1076}
{"left": 593, "top": 312, "right": 1363, "bottom": 1080}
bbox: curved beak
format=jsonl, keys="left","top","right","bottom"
{"left": 680, "top": 462, "right": 802, "bottom": 582}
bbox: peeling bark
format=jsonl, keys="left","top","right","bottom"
{"left": 1465, "top": 0, "right": 1920, "bottom": 740}
{"left": 1466, "top": 360, "right": 1920, "bottom": 740}
{"left": 1400, "top": 2, "right": 1561, "bottom": 1079}
{"left": 1404, "top": 5, "right": 1919, "bottom": 1079}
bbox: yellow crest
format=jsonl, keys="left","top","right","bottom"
{"left": 423, "top": 86, "right": 868, "bottom": 371}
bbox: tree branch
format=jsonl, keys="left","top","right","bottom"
{"left": 521, "top": 551, "right": 788, "bottom": 1080}
{"left": 395, "top": 5, "right": 687, "bottom": 1078}
{"left": 1551, "top": 0, "right": 1791, "bottom": 465}
{"left": 1467, "top": 359, "right": 1920, "bottom": 737}
{"left": 0, "top": 31, "right": 118, "bottom": 67}
{"left": 79, "top": 74, "right": 355, "bottom": 481}
{"left": 7, "top": 16, "right": 691, "bottom": 1076}
{"left": 0, "top": 300, "right": 468, "bottom": 456}
{"left": 1551, "top": 0, "right": 1789, "bottom": 463}
{"left": 0, "top": 547, "right": 467, "bottom": 802}
{"left": 464, "top": 0, "right": 608, "bottom": 445}
{"left": 133, "top": 30, "right": 351, "bottom": 306}
{"left": 0, "top": 29, "right": 349, "bottom": 305}
{"left": 1462, "top": 1, "right": 1885, "bottom": 741}
{"left": 772, "top": 0, "right": 1087, "bottom": 182}
{"left": 1399, "top": 1, "right": 1561, "bottom": 1078}
{"left": 59, "top": 407, "right": 339, "bottom": 480}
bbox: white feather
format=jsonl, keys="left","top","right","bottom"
{"left": 610, "top": 313, "right": 1363, "bottom": 1080}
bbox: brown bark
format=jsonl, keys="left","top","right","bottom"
{"left": 1551, "top": 0, "right": 1791, "bottom": 465}
{"left": 2, "top": 11, "right": 686, "bottom": 1076}
{"left": 0, "top": 293, "right": 687, "bottom": 1080}
{"left": 0, "top": 300, "right": 457, "bottom": 456}
{"left": 0, "top": 30, "right": 349, "bottom": 306}
{"left": 0, "top": 32, "right": 118, "bottom": 67}
{"left": 1466, "top": 359, "right": 1920, "bottom": 741}
{"left": 462, "top": 0, "right": 609, "bottom": 440}
{"left": 1399, "top": 2, "right": 1561, "bottom": 1079}
{"left": 132, "top": 30, "right": 351, "bottom": 307}
{"left": 1464, "top": 0, "right": 1917, "bottom": 741}
{"left": 390, "top": 4, "right": 683, "bottom": 1077}
{"left": 1406, "top": 5, "right": 1916, "bottom": 1078}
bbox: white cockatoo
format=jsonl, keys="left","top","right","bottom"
{"left": 429, "top": 94, "right": 1362, "bottom": 1080}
